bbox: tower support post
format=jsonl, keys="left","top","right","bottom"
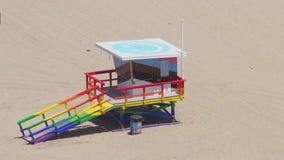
{"left": 170, "top": 102, "right": 176, "bottom": 122}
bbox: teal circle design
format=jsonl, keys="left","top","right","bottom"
{"left": 112, "top": 41, "right": 170, "bottom": 54}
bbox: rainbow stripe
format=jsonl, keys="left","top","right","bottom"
{"left": 17, "top": 86, "right": 113, "bottom": 144}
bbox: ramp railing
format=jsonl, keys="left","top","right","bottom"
{"left": 17, "top": 86, "right": 109, "bottom": 142}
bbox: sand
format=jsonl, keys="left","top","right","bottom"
{"left": 0, "top": 0, "right": 284, "bottom": 159}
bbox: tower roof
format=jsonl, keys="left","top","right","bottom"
{"left": 96, "top": 38, "right": 186, "bottom": 61}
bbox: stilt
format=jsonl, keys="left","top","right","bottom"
{"left": 148, "top": 104, "right": 154, "bottom": 111}
{"left": 170, "top": 102, "right": 176, "bottom": 122}
{"left": 162, "top": 108, "right": 171, "bottom": 117}
{"left": 119, "top": 110, "right": 125, "bottom": 129}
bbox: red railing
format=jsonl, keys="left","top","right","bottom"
{"left": 85, "top": 69, "right": 185, "bottom": 107}
{"left": 85, "top": 69, "right": 117, "bottom": 89}
{"left": 115, "top": 76, "right": 185, "bottom": 104}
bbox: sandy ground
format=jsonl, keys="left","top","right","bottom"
{"left": 0, "top": 0, "right": 284, "bottom": 159}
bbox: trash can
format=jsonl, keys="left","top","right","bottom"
{"left": 129, "top": 115, "right": 144, "bottom": 135}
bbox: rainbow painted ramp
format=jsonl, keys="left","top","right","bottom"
{"left": 17, "top": 86, "right": 114, "bottom": 144}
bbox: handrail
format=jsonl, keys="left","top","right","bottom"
{"left": 115, "top": 91, "right": 161, "bottom": 100}
{"left": 85, "top": 69, "right": 117, "bottom": 88}
{"left": 17, "top": 85, "right": 106, "bottom": 136}
{"left": 68, "top": 91, "right": 106, "bottom": 110}
{"left": 58, "top": 85, "right": 100, "bottom": 108}
{"left": 37, "top": 85, "right": 99, "bottom": 115}
{"left": 115, "top": 76, "right": 185, "bottom": 107}
{"left": 85, "top": 69, "right": 116, "bottom": 75}
{"left": 46, "top": 97, "right": 109, "bottom": 123}
{"left": 26, "top": 98, "right": 110, "bottom": 131}
{"left": 17, "top": 86, "right": 100, "bottom": 125}
{"left": 87, "top": 74, "right": 105, "bottom": 87}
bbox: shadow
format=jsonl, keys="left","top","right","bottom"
{"left": 14, "top": 136, "right": 34, "bottom": 145}
{"left": 90, "top": 115, "right": 122, "bottom": 131}
{"left": 42, "top": 106, "right": 179, "bottom": 142}
{"left": 90, "top": 110, "right": 179, "bottom": 132}
{"left": 49, "top": 125, "right": 108, "bottom": 141}
{"left": 14, "top": 136, "right": 23, "bottom": 139}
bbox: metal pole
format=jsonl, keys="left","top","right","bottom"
{"left": 130, "top": 61, "right": 134, "bottom": 85}
{"left": 171, "top": 102, "right": 176, "bottom": 122}
{"left": 119, "top": 110, "right": 125, "bottom": 129}
{"left": 181, "top": 19, "right": 185, "bottom": 79}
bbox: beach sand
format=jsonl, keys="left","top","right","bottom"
{"left": 0, "top": 0, "right": 284, "bottom": 159}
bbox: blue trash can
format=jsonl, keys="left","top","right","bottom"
{"left": 130, "top": 115, "right": 144, "bottom": 135}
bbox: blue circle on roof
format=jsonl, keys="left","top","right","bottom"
{"left": 112, "top": 41, "right": 170, "bottom": 54}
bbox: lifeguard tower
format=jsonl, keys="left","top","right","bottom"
{"left": 17, "top": 38, "right": 186, "bottom": 144}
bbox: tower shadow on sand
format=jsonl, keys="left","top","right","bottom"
{"left": 49, "top": 114, "right": 178, "bottom": 142}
